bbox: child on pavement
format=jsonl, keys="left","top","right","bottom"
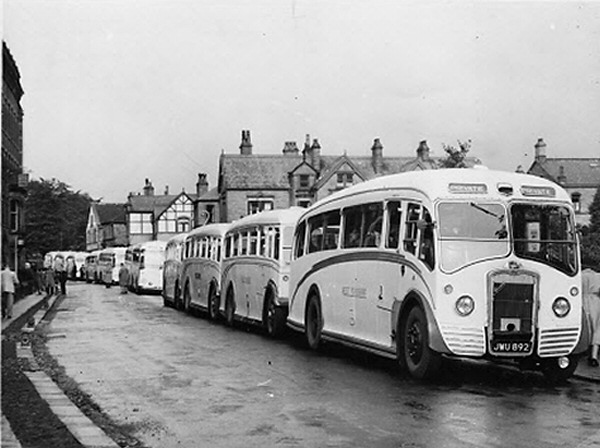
{"left": 1, "top": 263, "right": 19, "bottom": 319}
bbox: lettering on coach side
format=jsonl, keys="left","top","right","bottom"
{"left": 342, "top": 286, "right": 367, "bottom": 299}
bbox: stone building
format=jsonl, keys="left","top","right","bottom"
{"left": 526, "top": 138, "right": 600, "bottom": 226}
{"left": 1, "top": 41, "right": 27, "bottom": 271}
{"left": 85, "top": 203, "right": 128, "bottom": 251}
{"left": 217, "top": 130, "right": 479, "bottom": 222}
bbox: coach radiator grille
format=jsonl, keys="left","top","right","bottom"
{"left": 538, "top": 328, "right": 579, "bottom": 357}
{"left": 489, "top": 273, "right": 536, "bottom": 356}
{"left": 440, "top": 325, "right": 486, "bottom": 356}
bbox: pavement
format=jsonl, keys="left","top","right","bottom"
{"left": 1, "top": 291, "right": 599, "bottom": 448}
{"left": 1, "top": 291, "right": 119, "bottom": 448}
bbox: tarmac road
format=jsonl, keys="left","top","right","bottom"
{"left": 45, "top": 283, "right": 600, "bottom": 448}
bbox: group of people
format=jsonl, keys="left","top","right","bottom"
{"left": 1, "top": 255, "right": 70, "bottom": 320}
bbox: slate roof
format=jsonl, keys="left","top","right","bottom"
{"left": 219, "top": 152, "right": 481, "bottom": 191}
{"left": 528, "top": 158, "right": 600, "bottom": 187}
{"left": 96, "top": 203, "right": 127, "bottom": 224}
{"left": 219, "top": 155, "right": 304, "bottom": 190}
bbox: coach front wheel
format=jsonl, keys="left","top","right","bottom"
{"left": 402, "top": 306, "right": 441, "bottom": 379}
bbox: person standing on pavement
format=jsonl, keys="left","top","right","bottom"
{"left": 54, "top": 255, "right": 67, "bottom": 295}
{"left": 582, "top": 268, "right": 600, "bottom": 367}
{"left": 45, "top": 268, "right": 55, "bottom": 295}
{"left": 118, "top": 263, "right": 129, "bottom": 294}
{"left": 1, "top": 263, "right": 19, "bottom": 319}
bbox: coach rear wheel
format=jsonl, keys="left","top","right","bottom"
{"left": 264, "top": 288, "right": 286, "bottom": 338}
{"left": 402, "top": 306, "right": 441, "bottom": 379}
{"left": 225, "top": 287, "right": 236, "bottom": 327}
{"left": 183, "top": 284, "right": 191, "bottom": 313}
{"left": 208, "top": 285, "right": 220, "bottom": 321}
{"left": 305, "top": 294, "right": 323, "bottom": 350}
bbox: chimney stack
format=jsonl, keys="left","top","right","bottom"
{"left": 302, "top": 134, "right": 311, "bottom": 161}
{"left": 310, "top": 138, "right": 321, "bottom": 169}
{"left": 371, "top": 138, "right": 383, "bottom": 173}
{"left": 417, "top": 140, "right": 430, "bottom": 161}
{"left": 240, "top": 130, "right": 253, "bottom": 155}
{"left": 143, "top": 178, "right": 154, "bottom": 196}
{"left": 283, "top": 141, "right": 299, "bottom": 155}
{"left": 196, "top": 173, "right": 209, "bottom": 197}
{"left": 534, "top": 138, "right": 547, "bottom": 164}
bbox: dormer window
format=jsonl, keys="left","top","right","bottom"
{"left": 299, "top": 174, "right": 310, "bottom": 188}
{"left": 571, "top": 192, "right": 581, "bottom": 213}
{"left": 337, "top": 172, "right": 353, "bottom": 188}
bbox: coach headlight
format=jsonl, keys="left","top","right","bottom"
{"left": 552, "top": 297, "right": 570, "bottom": 318}
{"left": 455, "top": 295, "right": 474, "bottom": 317}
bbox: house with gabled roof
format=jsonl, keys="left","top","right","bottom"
{"left": 86, "top": 203, "right": 128, "bottom": 251}
{"left": 526, "top": 138, "right": 600, "bottom": 226}
{"left": 217, "top": 130, "right": 481, "bottom": 222}
{"left": 126, "top": 174, "right": 220, "bottom": 245}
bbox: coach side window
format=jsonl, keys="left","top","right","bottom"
{"left": 240, "top": 231, "right": 249, "bottom": 256}
{"left": 308, "top": 215, "right": 325, "bottom": 253}
{"left": 294, "top": 221, "right": 306, "bottom": 258}
{"left": 363, "top": 203, "right": 383, "bottom": 247}
{"left": 404, "top": 203, "right": 421, "bottom": 255}
{"left": 386, "top": 201, "right": 402, "bottom": 249}
{"left": 343, "top": 206, "right": 362, "bottom": 248}
{"left": 249, "top": 229, "right": 258, "bottom": 255}
{"left": 232, "top": 233, "right": 239, "bottom": 257}
{"left": 323, "top": 210, "right": 341, "bottom": 250}
{"left": 272, "top": 227, "right": 280, "bottom": 260}
{"left": 259, "top": 227, "right": 267, "bottom": 257}
{"left": 419, "top": 208, "right": 435, "bottom": 270}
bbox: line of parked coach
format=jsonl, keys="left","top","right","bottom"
{"left": 161, "top": 169, "right": 588, "bottom": 382}
{"left": 48, "top": 169, "right": 588, "bottom": 381}
{"left": 46, "top": 240, "right": 167, "bottom": 294}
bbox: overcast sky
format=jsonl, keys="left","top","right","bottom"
{"left": 4, "top": 0, "right": 600, "bottom": 202}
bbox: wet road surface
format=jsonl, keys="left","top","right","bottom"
{"left": 46, "top": 283, "right": 600, "bottom": 448}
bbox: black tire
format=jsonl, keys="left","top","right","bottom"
{"left": 541, "top": 356, "right": 578, "bottom": 384}
{"left": 402, "top": 306, "right": 441, "bottom": 379}
{"left": 225, "top": 286, "right": 235, "bottom": 327}
{"left": 305, "top": 294, "right": 323, "bottom": 350}
{"left": 183, "top": 283, "right": 191, "bottom": 313}
{"left": 173, "top": 282, "right": 181, "bottom": 310}
{"left": 263, "top": 287, "right": 286, "bottom": 338}
{"left": 208, "top": 284, "right": 220, "bottom": 321}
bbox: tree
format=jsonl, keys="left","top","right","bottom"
{"left": 24, "top": 178, "right": 92, "bottom": 259}
{"left": 438, "top": 139, "right": 472, "bottom": 168}
{"left": 581, "top": 184, "right": 600, "bottom": 270}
